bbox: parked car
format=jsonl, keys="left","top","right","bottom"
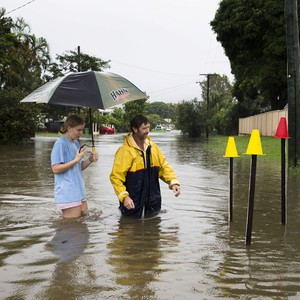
{"left": 155, "top": 124, "right": 165, "bottom": 131}
{"left": 100, "top": 126, "right": 115, "bottom": 134}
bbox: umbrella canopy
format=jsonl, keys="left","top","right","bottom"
{"left": 20, "top": 71, "right": 148, "bottom": 108}
{"left": 20, "top": 71, "right": 148, "bottom": 151}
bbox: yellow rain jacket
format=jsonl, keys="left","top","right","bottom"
{"left": 110, "top": 133, "right": 180, "bottom": 217}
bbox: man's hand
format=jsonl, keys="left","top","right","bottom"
{"left": 124, "top": 196, "right": 135, "bottom": 210}
{"left": 172, "top": 184, "right": 180, "bottom": 197}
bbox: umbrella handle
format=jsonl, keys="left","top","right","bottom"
{"left": 92, "top": 146, "right": 96, "bottom": 154}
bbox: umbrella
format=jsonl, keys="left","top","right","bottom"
{"left": 21, "top": 71, "right": 148, "bottom": 151}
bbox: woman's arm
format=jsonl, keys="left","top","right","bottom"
{"left": 52, "top": 148, "right": 86, "bottom": 174}
{"left": 81, "top": 152, "right": 99, "bottom": 170}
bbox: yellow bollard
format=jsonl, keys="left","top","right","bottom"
{"left": 224, "top": 137, "right": 239, "bottom": 222}
{"left": 245, "top": 129, "right": 265, "bottom": 156}
{"left": 224, "top": 136, "right": 239, "bottom": 158}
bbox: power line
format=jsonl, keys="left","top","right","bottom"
{"left": 150, "top": 80, "right": 196, "bottom": 94}
{"left": 4, "top": 0, "right": 37, "bottom": 16}
{"left": 149, "top": 80, "right": 197, "bottom": 99}
{"left": 112, "top": 60, "right": 197, "bottom": 77}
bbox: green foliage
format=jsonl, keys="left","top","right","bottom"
{"left": 95, "top": 103, "right": 175, "bottom": 134}
{"left": 0, "top": 9, "right": 50, "bottom": 143}
{"left": 108, "top": 108, "right": 126, "bottom": 132}
{"left": 46, "top": 48, "right": 111, "bottom": 80}
{"left": 211, "top": 0, "right": 288, "bottom": 112}
{"left": 144, "top": 102, "right": 177, "bottom": 130}
{"left": 200, "top": 74, "right": 237, "bottom": 135}
{"left": 0, "top": 6, "right": 151, "bottom": 140}
{"left": 0, "top": 89, "right": 39, "bottom": 143}
{"left": 175, "top": 99, "right": 206, "bottom": 137}
{"left": 147, "top": 114, "right": 165, "bottom": 130}
{"left": 122, "top": 99, "right": 147, "bottom": 131}
{"left": 145, "top": 102, "right": 176, "bottom": 119}
{"left": 175, "top": 75, "right": 236, "bottom": 137}
{"left": 0, "top": 9, "right": 112, "bottom": 142}
{"left": 0, "top": 12, "right": 50, "bottom": 91}
{"left": 94, "top": 101, "right": 172, "bottom": 133}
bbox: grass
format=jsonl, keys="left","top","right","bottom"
{"left": 205, "top": 135, "right": 282, "bottom": 161}
{"left": 35, "top": 132, "right": 61, "bottom": 137}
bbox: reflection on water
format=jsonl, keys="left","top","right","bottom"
{"left": 1, "top": 132, "right": 300, "bottom": 299}
{"left": 47, "top": 219, "right": 89, "bottom": 263}
{"left": 107, "top": 216, "right": 179, "bottom": 300}
{"left": 43, "top": 220, "right": 90, "bottom": 299}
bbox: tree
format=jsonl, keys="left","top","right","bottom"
{"left": 0, "top": 8, "right": 51, "bottom": 143}
{"left": 0, "top": 13, "right": 50, "bottom": 91}
{"left": 46, "top": 48, "right": 111, "bottom": 80}
{"left": 0, "top": 88, "right": 39, "bottom": 143}
{"left": 175, "top": 99, "right": 206, "bottom": 137}
{"left": 147, "top": 114, "right": 165, "bottom": 130}
{"left": 145, "top": 102, "right": 176, "bottom": 119}
{"left": 200, "top": 74, "right": 236, "bottom": 135}
{"left": 211, "top": 0, "right": 288, "bottom": 112}
{"left": 109, "top": 108, "right": 126, "bottom": 132}
{"left": 123, "top": 99, "right": 148, "bottom": 131}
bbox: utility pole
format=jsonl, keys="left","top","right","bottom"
{"left": 77, "top": 46, "right": 81, "bottom": 114}
{"left": 285, "top": 0, "right": 300, "bottom": 166}
{"left": 199, "top": 74, "right": 217, "bottom": 139}
{"left": 77, "top": 46, "right": 81, "bottom": 72}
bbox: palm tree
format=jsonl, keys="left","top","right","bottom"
{"left": 11, "top": 17, "right": 50, "bottom": 91}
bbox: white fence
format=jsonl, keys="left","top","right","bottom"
{"left": 238, "top": 108, "right": 288, "bottom": 136}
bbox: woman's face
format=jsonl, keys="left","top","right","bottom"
{"left": 67, "top": 124, "right": 85, "bottom": 141}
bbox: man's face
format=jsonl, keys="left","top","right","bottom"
{"left": 134, "top": 122, "right": 150, "bottom": 141}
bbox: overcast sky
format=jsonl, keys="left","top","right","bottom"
{"left": 2, "top": 0, "right": 233, "bottom": 103}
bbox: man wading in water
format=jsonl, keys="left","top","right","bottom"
{"left": 110, "top": 115, "right": 180, "bottom": 218}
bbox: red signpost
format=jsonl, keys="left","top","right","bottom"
{"left": 274, "top": 117, "right": 290, "bottom": 225}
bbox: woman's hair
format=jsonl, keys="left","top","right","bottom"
{"left": 130, "top": 115, "right": 149, "bottom": 132}
{"left": 60, "top": 115, "right": 85, "bottom": 134}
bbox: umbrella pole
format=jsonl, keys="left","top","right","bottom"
{"left": 89, "top": 108, "right": 96, "bottom": 154}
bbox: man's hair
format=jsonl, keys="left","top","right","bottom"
{"left": 130, "top": 115, "right": 149, "bottom": 132}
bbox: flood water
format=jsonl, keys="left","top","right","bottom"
{"left": 1, "top": 131, "right": 300, "bottom": 299}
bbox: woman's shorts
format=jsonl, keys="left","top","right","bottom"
{"left": 56, "top": 199, "right": 86, "bottom": 210}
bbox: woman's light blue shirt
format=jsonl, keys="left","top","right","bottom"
{"left": 50, "top": 136, "right": 86, "bottom": 204}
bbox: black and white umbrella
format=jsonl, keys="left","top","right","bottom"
{"left": 21, "top": 71, "right": 148, "bottom": 149}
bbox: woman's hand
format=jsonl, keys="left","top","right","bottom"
{"left": 75, "top": 147, "right": 87, "bottom": 162}
{"left": 88, "top": 152, "right": 99, "bottom": 163}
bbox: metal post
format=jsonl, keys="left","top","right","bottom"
{"left": 229, "top": 157, "right": 233, "bottom": 222}
{"left": 77, "top": 46, "right": 81, "bottom": 114}
{"left": 285, "top": 0, "right": 300, "bottom": 166}
{"left": 77, "top": 46, "right": 81, "bottom": 72}
{"left": 199, "top": 74, "right": 217, "bottom": 139}
{"left": 206, "top": 74, "right": 210, "bottom": 139}
{"left": 281, "top": 139, "right": 287, "bottom": 224}
{"left": 245, "top": 155, "right": 257, "bottom": 245}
